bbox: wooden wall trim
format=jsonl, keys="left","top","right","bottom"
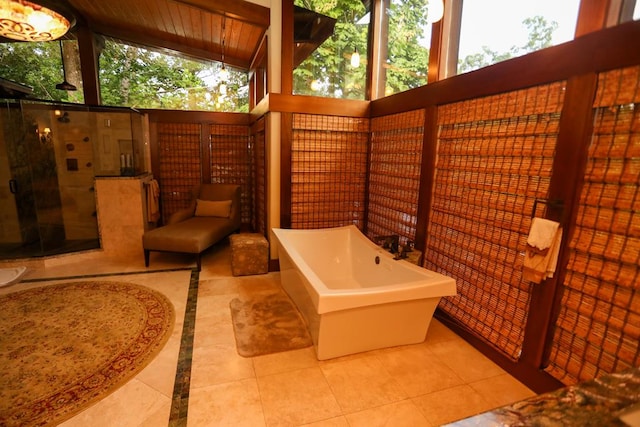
{"left": 143, "top": 109, "right": 251, "bottom": 124}
{"left": 414, "top": 105, "right": 437, "bottom": 258}
{"left": 268, "top": 93, "right": 370, "bottom": 117}
{"left": 371, "top": 20, "right": 640, "bottom": 117}
{"left": 520, "top": 73, "right": 599, "bottom": 368}
{"left": 280, "top": 112, "right": 293, "bottom": 228}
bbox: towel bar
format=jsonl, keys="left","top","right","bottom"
{"left": 531, "top": 198, "right": 564, "bottom": 219}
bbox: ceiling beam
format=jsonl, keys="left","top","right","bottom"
{"left": 87, "top": 22, "right": 255, "bottom": 69}
{"left": 173, "top": 0, "right": 270, "bottom": 28}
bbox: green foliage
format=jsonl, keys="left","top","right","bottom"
{"left": 294, "top": 0, "right": 368, "bottom": 98}
{"left": 0, "top": 41, "right": 80, "bottom": 102}
{"left": 99, "top": 40, "right": 249, "bottom": 112}
{"left": 458, "top": 16, "right": 558, "bottom": 74}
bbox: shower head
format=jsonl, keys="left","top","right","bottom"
{"left": 56, "top": 80, "right": 77, "bottom": 91}
{"left": 57, "top": 112, "right": 70, "bottom": 123}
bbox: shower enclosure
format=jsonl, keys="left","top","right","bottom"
{"left": 0, "top": 99, "right": 146, "bottom": 259}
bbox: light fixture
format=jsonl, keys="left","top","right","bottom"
{"left": 39, "top": 126, "right": 51, "bottom": 143}
{"left": 219, "top": 63, "right": 229, "bottom": 81}
{"left": 0, "top": 0, "right": 75, "bottom": 41}
{"left": 219, "top": 82, "right": 227, "bottom": 95}
{"left": 350, "top": 47, "right": 360, "bottom": 68}
{"left": 310, "top": 79, "right": 321, "bottom": 91}
{"left": 426, "top": 0, "right": 444, "bottom": 24}
{"left": 55, "top": 39, "right": 76, "bottom": 91}
{"left": 218, "top": 15, "right": 229, "bottom": 82}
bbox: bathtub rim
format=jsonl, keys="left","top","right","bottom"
{"left": 272, "top": 225, "right": 457, "bottom": 314}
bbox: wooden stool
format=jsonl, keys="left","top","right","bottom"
{"left": 229, "top": 233, "right": 269, "bottom": 276}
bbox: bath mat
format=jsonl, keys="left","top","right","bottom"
{"left": 0, "top": 281, "right": 175, "bottom": 427}
{"left": 229, "top": 286, "right": 312, "bottom": 357}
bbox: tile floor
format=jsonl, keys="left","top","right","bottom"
{"left": 5, "top": 242, "right": 536, "bottom": 426}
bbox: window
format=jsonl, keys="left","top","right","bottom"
{"left": 293, "top": 0, "right": 370, "bottom": 100}
{"left": 0, "top": 40, "right": 84, "bottom": 103}
{"left": 457, "top": 0, "right": 581, "bottom": 75}
{"left": 381, "top": 0, "right": 435, "bottom": 97}
{"left": 98, "top": 40, "right": 248, "bottom": 112}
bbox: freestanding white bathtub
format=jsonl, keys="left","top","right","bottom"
{"left": 272, "top": 225, "right": 457, "bottom": 360}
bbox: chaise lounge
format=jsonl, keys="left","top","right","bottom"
{"left": 142, "top": 183, "right": 242, "bottom": 270}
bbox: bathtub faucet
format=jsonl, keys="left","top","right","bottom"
{"left": 375, "top": 234, "right": 400, "bottom": 255}
{"left": 395, "top": 240, "right": 414, "bottom": 260}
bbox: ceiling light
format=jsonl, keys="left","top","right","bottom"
{"left": 0, "top": 0, "right": 75, "bottom": 41}
{"left": 219, "top": 63, "right": 229, "bottom": 82}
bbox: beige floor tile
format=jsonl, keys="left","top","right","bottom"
{"left": 136, "top": 332, "right": 182, "bottom": 397}
{"left": 376, "top": 344, "right": 465, "bottom": 397}
{"left": 190, "top": 343, "right": 255, "bottom": 388}
{"left": 195, "top": 293, "right": 235, "bottom": 321}
{"left": 412, "top": 384, "right": 494, "bottom": 426}
{"left": 60, "top": 378, "right": 171, "bottom": 427}
{"left": 257, "top": 367, "right": 342, "bottom": 427}
{"left": 320, "top": 355, "right": 407, "bottom": 414}
{"left": 198, "top": 277, "right": 239, "bottom": 297}
{"left": 427, "top": 339, "right": 506, "bottom": 383}
{"left": 193, "top": 311, "right": 237, "bottom": 348}
{"left": 253, "top": 347, "right": 319, "bottom": 377}
{"left": 469, "top": 373, "right": 536, "bottom": 409}
{"left": 345, "top": 400, "right": 433, "bottom": 427}
{"left": 187, "top": 378, "right": 265, "bottom": 427}
{"left": 300, "top": 416, "right": 350, "bottom": 426}
{"left": 425, "top": 319, "right": 463, "bottom": 344}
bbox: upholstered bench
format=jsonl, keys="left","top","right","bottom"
{"left": 229, "top": 233, "right": 269, "bottom": 276}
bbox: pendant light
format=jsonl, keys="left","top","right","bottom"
{"left": 350, "top": 47, "right": 360, "bottom": 68}
{"left": 0, "top": 0, "right": 75, "bottom": 41}
{"left": 55, "top": 39, "right": 77, "bottom": 91}
{"left": 426, "top": 0, "right": 444, "bottom": 24}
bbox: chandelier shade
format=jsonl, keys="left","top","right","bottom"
{"left": 0, "top": 0, "right": 75, "bottom": 41}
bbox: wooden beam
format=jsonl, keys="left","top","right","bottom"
{"left": 281, "top": 0, "right": 294, "bottom": 95}
{"left": 75, "top": 25, "right": 101, "bottom": 105}
{"left": 87, "top": 22, "right": 257, "bottom": 69}
{"left": 173, "top": 0, "right": 270, "bottom": 28}
{"left": 268, "top": 93, "right": 370, "bottom": 117}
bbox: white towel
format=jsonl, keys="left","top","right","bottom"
{"left": 523, "top": 218, "right": 562, "bottom": 284}
{"left": 146, "top": 179, "right": 160, "bottom": 223}
{"left": 526, "top": 217, "right": 559, "bottom": 252}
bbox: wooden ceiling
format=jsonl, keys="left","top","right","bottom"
{"left": 59, "top": 0, "right": 336, "bottom": 72}
{"left": 65, "top": 0, "right": 270, "bottom": 70}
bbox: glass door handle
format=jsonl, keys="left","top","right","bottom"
{"left": 9, "top": 179, "right": 17, "bottom": 194}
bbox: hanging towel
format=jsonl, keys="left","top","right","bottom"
{"left": 146, "top": 179, "right": 161, "bottom": 223}
{"left": 523, "top": 218, "right": 562, "bottom": 284}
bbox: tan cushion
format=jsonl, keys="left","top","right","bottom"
{"left": 195, "top": 199, "right": 232, "bottom": 217}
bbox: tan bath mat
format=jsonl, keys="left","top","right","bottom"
{"left": 229, "top": 285, "right": 312, "bottom": 357}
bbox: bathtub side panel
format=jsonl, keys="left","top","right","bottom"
{"left": 277, "top": 247, "right": 321, "bottom": 347}
{"left": 315, "top": 297, "right": 440, "bottom": 360}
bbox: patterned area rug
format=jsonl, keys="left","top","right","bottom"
{"left": 230, "top": 284, "right": 312, "bottom": 357}
{"left": 0, "top": 281, "right": 175, "bottom": 427}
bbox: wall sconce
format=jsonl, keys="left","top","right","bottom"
{"left": 39, "top": 127, "right": 51, "bottom": 143}
{"left": 350, "top": 48, "right": 360, "bottom": 68}
{"left": 0, "top": 0, "right": 76, "bottom": 42}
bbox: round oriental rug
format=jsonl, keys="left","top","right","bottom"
{"left": 0, "top": 281, "right": 175, "bottom": 427}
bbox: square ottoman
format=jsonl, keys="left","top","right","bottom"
{"left": 229, "top": 233, "right": 269, "bottom": 276}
